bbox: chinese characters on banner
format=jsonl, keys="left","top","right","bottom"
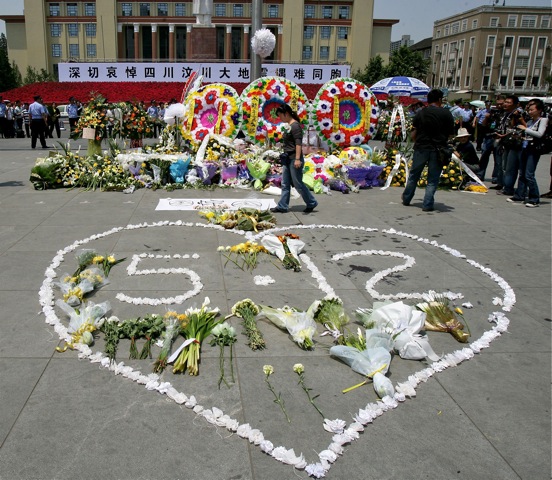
{"left": 58, "top": 63, "right": 350, "bottom": 84}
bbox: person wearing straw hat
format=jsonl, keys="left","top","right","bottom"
{"left": 453, "top": 127, "right": 480, "bottom": 187}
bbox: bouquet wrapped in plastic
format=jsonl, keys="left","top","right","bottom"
{"left": 261, "top": 234, "right": 305, "bottom": 271}
{"left": 258, "top": 304, "right": 317, "bottom": 350}
{"left": 56, "top": 300, "right": 111, "bottom": 348}
{"left": 247, "top": 157, "right": 271, "bottom": 189}
{"left": 357, "top": 301, "right": 440, "bottom": 361}
{"left": 330, "top": 345, "right": 392, "bottom": 394}
{"left": 169, "top": 158, "right": 191, "bottom": 183}
{"left": 57, "top": 274, "right": 96, "bottom": 306}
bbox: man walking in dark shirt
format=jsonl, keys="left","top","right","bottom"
{"left": 401, "top": 89, "right": 455, "bottom": 211}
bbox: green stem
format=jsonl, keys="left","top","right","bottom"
{"left": 265, "top": 377, "right": 291, "bottom": 423}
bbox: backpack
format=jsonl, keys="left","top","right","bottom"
{"left": 530, "top": 115, "right": 552, "bottom": 156}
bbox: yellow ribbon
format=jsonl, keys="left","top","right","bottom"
{"left": 55, "top": 324, "right": 96, "bottom": 353}
{"left": 249, "top": 97, "right": 259, "bottom": 135}
{"left": 364, "top": 100, "right": 371, "bottom": 135}
{"left": 341, "top": 363, "right": 388, "bottom": 394}
{"left": 290, "top": 89, "right": 299, "bottom": 114}
{"left": 187, "top": 97, "right": 195, "bottom": 130}
{"left": 215, "top": 101, "right": 224, "bottom": 134}
{"left": 333, "top": 96, "right": 340, "bottom": 132}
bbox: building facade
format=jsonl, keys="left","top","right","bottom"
{"left": 431, "top": 5, "right": 551, "bottom": 100}
{"left": 1, "top": 0, "right": 398, "bottom": 79}
{"left": 390, "top": 34, "right": 413, "bottom": 54}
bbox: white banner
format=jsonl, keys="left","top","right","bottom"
{"left": 58, "top": 62, "right": 350, "bottom": 84}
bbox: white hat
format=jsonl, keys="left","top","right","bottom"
{"left": 455, "top": 127, "right": 470, "bottom": 138}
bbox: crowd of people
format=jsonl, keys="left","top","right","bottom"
{"left": 395, "top": 92, "right": 551, "bottom": 209}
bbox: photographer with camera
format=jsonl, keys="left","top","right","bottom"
{"left": 494, "top": 95, "right": 525, "bottom": 196}
{"left": 478, "top": 96, "right": 504, "bottom": 182}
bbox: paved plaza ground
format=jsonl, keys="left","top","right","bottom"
{"left": 0, "top": 132, "right": 550, "bottom": 480}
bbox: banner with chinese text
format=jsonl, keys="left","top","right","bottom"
{"left": 58, "top": 62, "right": 350, "bottom": 84}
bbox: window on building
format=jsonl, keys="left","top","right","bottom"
{"left": 304, "top": 5, "right": 315, "bottom": 19}
{"left": 521, "top": 15, "right": 536, "bottom": 28}
{"left": 339, "top": 6, "right": 350, "bottom": 19}
{"left": 534, "top": 57, "right": 542, "bottom": 68}
{"left": 338, "top": 27, "right": 348, "bottom": 39}
{"left": 49, "top": 3, "right": 60, "bottom": 16}
{"left": 472, "top": 19, "right": 478, "bottom": 29}
{"left": 537, "top": 37, "right": 547, "bottom": 49}
{"left": 304, "top": 26, "right": 314, "bottom": 39}
{"left": 489, "top": 17, "right": 499, "bottom": 28}
{"left": 465, "top": 75, "right": 470, "bottom": 86}
{"left": 320, "top": 46, "right": 329, "bottom": 59}
{"left": 69, "top": 44, "right": 79, "bottom": 58}
{"left": 268, "top": 5, "right": 279, "bottom": 18}
{"left": 469, "top": 37, "right": 475, "bottom": 49}
{"left": 140, "top": 3, "right": 150, "bottom": 16}
{"left": 461, "top": 20, "right": 467, "bottom": 32}
{"left": 513, "top": 76, "right": 525, "bottom": 87}
{"left": 321, "top": 26, "right": 331, "bottom": 39}
{"left": 67, "top": 3, "right": 78, "bottom": 16}
{"left": 444, "top": 25, "right": 450, "bottom": 36}
{"left": 68, "top": 24, "right": 79, "bottom": 37}
{"left": 541, "top": 16, "right": 550, "bottom": 28}
{"left": 122, "top": 3, "right": 132, "bottom": 16}
{"left": 322, "top": 6, "right": 333, "bottom": 19}
{"left": 337, "top": 46, "right": 347, "bottom": 59}
{"left": 507, "top": 15, "right": 517, "bottom": 27}
{"left": 485, "top": 55, "right": 493, "bottom": 66}
{"left": 84, "top": 3, "right": 95, "bottom": 16}
{"left": 52, "top": 44, "right": 62, "bottom": 57}
{"left": 87, "top": 44, "right": 97, "bottom": 57}
{"left": 158, "top": 3, "right": 168, "bottom": 16}
{"left": 303, "top": 46, "right": 312, "bottom": 60}
{"left": 50, "top": 24, "right": 61, "bottom": 37}
{"left": 214, "top": 4, "right": 225, "bottom": 15}
{"left": 436, "top": 30, "right": 441, "bottom": 38}
{"left": 85, "top": 23, "right": 96, "bottom": 37}
{"left": 233, "top": 4, "right": 244, "bottom": 17}
{"left": 499, "top": 75, "right": 507, "bottom": 86}
{"left": 175, "top": 3, "right": 186, "bottom": 16}
{"left": 515, "top": 57, "right": 529, "bottom": 68}
{"left": 451, "top": 22, "right": 459, "bottom": 34}
{"left": 505, "top": 36, "right": 513, "bottom": 47}
{"left": 519, "top": 37, "right": 533, "bottom": 49}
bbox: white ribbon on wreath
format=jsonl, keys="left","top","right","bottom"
{"left": 380, "top": 153, "right": 409, "bottom": 190}
{"left": 387, "top": 104, "right": 407, "bottom": 143}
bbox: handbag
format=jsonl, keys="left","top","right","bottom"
{"left": 278, "top": 152, "right": 290, "bottom": 165}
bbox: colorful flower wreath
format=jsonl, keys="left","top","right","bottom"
{"left": 184, "top": 83, "right": 241, "bottom": 145}
{"left": 311, "top": 78, "right": 378, "bottom": 149}
{"left": 239, "top": 77, "right": 309, "bottom": 144}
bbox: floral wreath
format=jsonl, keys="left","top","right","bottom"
{"left": 184, "top": 83, "right": 241, "bottom": 145}
{"left": 239, "top": 77, "right": 309, "bottom": 144}
{"left": 311, "top": 78, "right": 379, "bottom": 149}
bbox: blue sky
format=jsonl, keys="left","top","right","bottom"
{"left": 1, "top": 0, "right": 551, "bottom": 42}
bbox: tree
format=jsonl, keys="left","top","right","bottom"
{"left": 11, "top": 61, "right": 22, "bottom": 87}
{"left": 23, "top": 66, "right": 56, "bottom": 85}
{"left": 352, "top": 54, "right": 386, "bottom": 86}
{"left": 0, "top": 33, "right": 18, "bottom": 92}
{"left": 385, "top": 46, "right": 430, "bottom": 80}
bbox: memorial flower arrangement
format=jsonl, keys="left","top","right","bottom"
{"left": 311, "top": 78, "right": 378, "bottom": 149}
{"left": 231, "top": 299, "right": 265, "bottom": 350}
{"left": 240, "top": 76, "right": 309, "bottom": 144}
{"left": 153, "top": 311, "right": 187, "bottom": 373}
{"left": 209, "top": 322, "right": 237, "bottom": 388}
{"left": 198, "top": 207, "right": 275, "bottom": 232}
{"left": 417, "top": 293, "right": 470, "bottom": 343}
{"left": 71, "top": 94, "right": 110, "bottom": 141}
{"left": 185, "top": 84, "right": 241, "bottom": 145}
{"left": 217, "top": 241, "right": 269, "bottom": 271}
{"left": 115, "top": 103, "right": 155, "bottom": 140}
{"left": 172, "top": 297, "right": 221, "bottom": 375}
{"left": 259, "top": 304, "right": 317, "bottom": 350}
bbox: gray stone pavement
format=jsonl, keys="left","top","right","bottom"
{"left": 0, "top": 132, "right": 550, "bottom": 480}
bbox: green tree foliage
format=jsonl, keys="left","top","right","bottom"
{"left": 384, "top": 46, "right": 430, "bottom": 80}
{"left": 352, "top": 54, "right": 386, "bottom": 86}
{"left": 0, "top": 33, "right": 18, "bottom": 91}
{"left": 23, "top": 66, "right": 56, "bottom": 85}
{"left": 11, "top": 61, "right": 22, "bottom": 87}
{"left": 353, "top": 46, "right": 430, "bottom": 86}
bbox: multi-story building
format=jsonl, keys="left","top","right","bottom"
{"left": 390, "top": 34, "right": 413, "bottom": 54}
{"left": 430, "top": 4, "right": 551, "bottom": 100}
{"left": 1, "top": 0, "right": 399, "bottom": 79}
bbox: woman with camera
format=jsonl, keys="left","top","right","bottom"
{"left": 507, "top": 99, "right": 548, "bottom": 207}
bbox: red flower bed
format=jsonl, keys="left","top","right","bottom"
{"left": 1, "top": 81, "right": 324, "bottom": 104}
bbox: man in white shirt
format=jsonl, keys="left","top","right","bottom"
{"left": 29, "top": 95, "right": 49, "bottom": 149}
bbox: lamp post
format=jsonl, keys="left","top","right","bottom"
{"left": 251, "top": 0, "right": 262, "bottom": 81}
